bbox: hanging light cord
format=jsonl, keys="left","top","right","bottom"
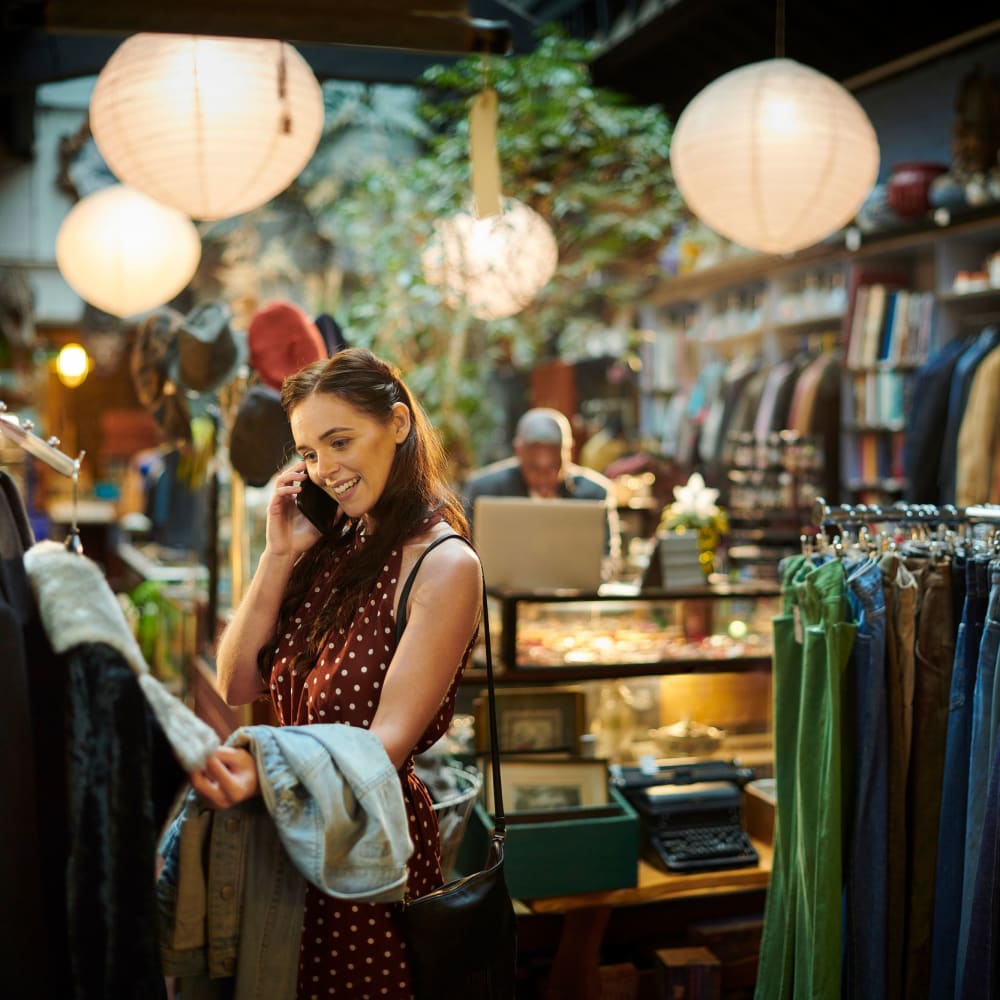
{"left": 278, "top": 41, "right": 292, "bottom": 135}
{"left": 775, "top": 0, "right": 786, "bottom": 58}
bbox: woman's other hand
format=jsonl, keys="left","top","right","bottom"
{"left": 266, "top": 461, "right": 327, "bottom": 556}
{"left": 189, "top": 745, "right": 260, "bottom": 809}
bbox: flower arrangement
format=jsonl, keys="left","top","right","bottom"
{"left": 658, "top": 472, "right": 729, "bottom": 576}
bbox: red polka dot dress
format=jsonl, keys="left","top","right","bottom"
{"left": 267, "top": 519, "right": 472, "bottom": 1000}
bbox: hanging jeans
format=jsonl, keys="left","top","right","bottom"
{"left": 956, "top": 560, "right": 1000, "bottom": 996}
{"left": 929, "top": 555, "right": 990, "bottom": 1000}
{"left": 843, "top": 558, "right": 888, "bottom": 1000}
{"left": 960, "top": 734, "right": 1000, "bottom": 1000}
{"left": 880, "top": 552, "right": 918, "bottom": 1000}
{"left": 755, "top": 556, "right": 856, "bottom": 1000}
{"left": 903, "top": 556, "right": 957, "bottom": 1000}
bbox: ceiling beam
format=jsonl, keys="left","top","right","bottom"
{"left": 43, "top": 0, "right": 512, "bottom": 55}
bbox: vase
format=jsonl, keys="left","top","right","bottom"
{"left": 887, "top": 162, "right": 949, "bottom": 219}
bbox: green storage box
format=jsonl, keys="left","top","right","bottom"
{"left": 455, "top": 786, "right": 639, "bottom": 899}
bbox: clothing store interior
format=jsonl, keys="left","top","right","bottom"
{"left": 4, "top": 2, "right": 1000, "bottom": 998}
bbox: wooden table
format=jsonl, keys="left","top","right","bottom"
{"left": 523, "top": 839, "right": 772, "bottom": 999}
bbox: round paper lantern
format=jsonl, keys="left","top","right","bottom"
{"left": 422, "top": 199, "right": 559, "bottom": 320}
{"left": 89, "top": 33, "right": 324, "bottom": 221}
{"left": 670, "top": 58, "right": 880, "bottom": 255}
{"left": 55, "top": 184, "right": 202, "bottom": 318}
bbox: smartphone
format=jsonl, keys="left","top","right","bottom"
{"left": 295, "top": 477, "right": 342, "bottom": 534}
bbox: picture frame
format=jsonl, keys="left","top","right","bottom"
{"left": 473, "top": 686, "right": 586, "bottom": 754}
{"left": 483, "top": 755, "right": 610, "bottom": 814}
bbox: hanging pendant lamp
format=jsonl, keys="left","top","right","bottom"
{"left": 422, "top": 87, "right": 559, "bottom": 319}
{"left": 422, "top": 198, "right": 559, "bottom": 320}
{"left": 670, "top": 58, "right": 879, "bottom": 255}
{"left": 55, "top": 184, "right": 202, "bottom": 318}
{"left": 89, "top": 33, "right": 324, "bottom": 221}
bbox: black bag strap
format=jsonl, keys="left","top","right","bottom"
{"left": 395, "top": 532, "right": 506, "bottom": 839}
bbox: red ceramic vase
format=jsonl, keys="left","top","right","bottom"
{"left": 886, "top": 162, "right": 949, "bottom": 219}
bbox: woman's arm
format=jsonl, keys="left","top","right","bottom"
{"left": 215, "top": 547, "right": 298, "bottom": 705}
{"left": 216, "top": 462, "right": 325, "bottom": 706}
{"left": 370, "top": 540, "right": 482, "bottom": 769}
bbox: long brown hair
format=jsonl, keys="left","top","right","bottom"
{"left": 257, "top": 347, "right": 469, "bottom": 680}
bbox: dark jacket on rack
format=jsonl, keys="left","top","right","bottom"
{"left": 904, "top": 337, "right": 969, "bottom": 504}
{"left": 939, "top": 327, "right": 1000, "bottom": 504}
{"left": 19, "top": 540, "right": 219, "bottom": 1000}
{"left": 0, "top": 470, "right": 53, "bottom": 1000}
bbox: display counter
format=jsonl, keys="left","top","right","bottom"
{"left": 480, "top": 581, "right": 779, "bottom": 680}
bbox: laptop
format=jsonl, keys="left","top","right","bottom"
{"left": 473, "top": 496, "right": 608, "bottom": 591}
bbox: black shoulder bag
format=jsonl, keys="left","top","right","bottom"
{"left": 395, "top": 533, "right": 517, "bottom": 1000}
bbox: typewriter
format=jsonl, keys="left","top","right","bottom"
{"left": 612, "top": 759, "right": 759, "bottom": 874}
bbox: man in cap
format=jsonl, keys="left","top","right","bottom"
{"left": 461, "top": 407, "right": 619, "bottom": 553}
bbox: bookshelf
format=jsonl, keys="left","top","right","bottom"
{"left": 638, "top": 206, "right": 1000, "bottom": 505}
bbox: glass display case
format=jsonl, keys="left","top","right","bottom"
{"left": 481, "top": 583, "right": 780, "bottom": 679}
{"left": 460, "top": 582, "right": 780, "bottom": 774}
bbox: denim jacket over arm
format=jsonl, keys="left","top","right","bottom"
{"left": 157, "top": 723, "right": 414, "bottom": 999}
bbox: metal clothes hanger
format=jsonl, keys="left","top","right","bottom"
{"left": 0, "top": 402, "right": 87, "bottom": 554}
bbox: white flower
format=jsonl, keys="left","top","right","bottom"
{"left": 670, "top": 473, "right": 720, "bottom": 522}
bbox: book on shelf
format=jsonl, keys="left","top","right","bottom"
{"left": 842, "top": 266, "right": 909, "bottom": 367}
{"left": 846, "top": 370, "right": 906, "bottom": 427}
{"left": 847, "top": 286, "right": 936, "bottom": 369}
{"left": 846, "top": 431, "right": 907, "bottom": 485}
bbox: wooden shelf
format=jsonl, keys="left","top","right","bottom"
{"left": 650, "top": 206, "right": 1000, "bottom": 307}
{"left": 773, "top": 312, "right": 846, "bottom": 336}
{"left": 845, "top": 361, "right": 921, "bottom": 373}
{"left": 937, "top": 286, "right": 1000, "bottom": 305}
{"left": 465, "top": 655, "right": 774, "bottom": 684}
{"left": 845, "top": 478, "right": 906, "bottom": 492}
{"left": 844, "top": 422, "right": 906, "bottom": 433}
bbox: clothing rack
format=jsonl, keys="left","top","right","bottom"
{"left": 813, "top": 498, "right": 1000, "bottom": 528}
{"left": 0, "top": 401, "right": 87, "bottom": 552}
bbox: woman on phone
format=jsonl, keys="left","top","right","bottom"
{"left": 188, "top": 347, "right": 482, "bottom": 998}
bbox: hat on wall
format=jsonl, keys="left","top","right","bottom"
{"left": 247, "top": 300, "right": 327, "bottom": 391}
{"left": 130, "top": 306, "right": 192, "bottom": 444}
{"left": 314, "top": 312, "right": 350, "bottom": 357}
{"left": 176, "top": 301, "right": 248, "bottom": 393}
{"left": 130, "top": 306, "right": 184, "bottom": 408}
{"left": 149, "top": 388, "right": 193, "bottom": 446}
{"left": 228, "top": 383, "right": 295, "bottom": 487}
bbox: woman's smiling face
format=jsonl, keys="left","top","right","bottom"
{"left": 290, "top": 392, "right": 411, "bottom": 526}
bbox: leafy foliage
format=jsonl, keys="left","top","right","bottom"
{"left": 207, "top": 28, "right": 682, "bottom": 470}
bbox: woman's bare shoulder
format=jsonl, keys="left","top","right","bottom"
{"left": 402, "top": 522, "right": 479, "bottom": 580}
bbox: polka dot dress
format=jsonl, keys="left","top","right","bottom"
{"left": 268, "top": 518, "right": 471, "bottom": 1000}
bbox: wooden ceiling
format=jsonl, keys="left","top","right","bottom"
{"left": 1, "top": 1, "right": 999, "bottom": 129}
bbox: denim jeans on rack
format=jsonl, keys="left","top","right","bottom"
{"left": 880, "top": 552, "right": 918, "bottom": 1000}
{"left": 930, "top": 555, "right": 990, "bottom": 1000}
{"left": 903, "top": 555, "right": 956, "bottom": 1000}
{"left": 959, "top": 733, "right": 1000, "bottom": 1000}
{"left": 843, "top": 557, "right": 888, "bottom": 1000}
{"left": 955, "top": 560, "right": 1000, "bottom": 997}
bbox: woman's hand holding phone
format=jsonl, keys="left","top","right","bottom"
{"left": 268, "top": 462, "right": 341, "bottom": 555}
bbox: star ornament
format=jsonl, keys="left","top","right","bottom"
{"left": 670, "top": 473, "right": 720, "bottom": 523}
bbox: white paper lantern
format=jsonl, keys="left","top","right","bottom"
{"left": 670, "top": 58, "right": 880, "bottom": 255}
{"left": 89, "top": 33, "right": 324, "bottom": 221}
{"left": 55, "top": 184, "right": 202, "bottom": 318}
{"left": 422, "top": 199, "right": 559, "bottom": 320}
